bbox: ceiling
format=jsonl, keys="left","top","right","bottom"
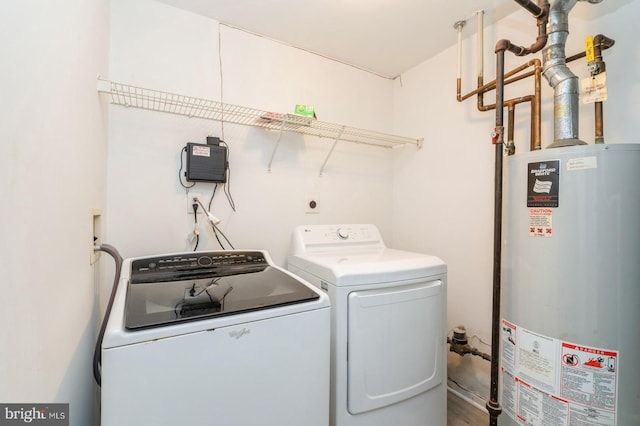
{"left": 155, "top": 0, "right": 521, "bottom": 78}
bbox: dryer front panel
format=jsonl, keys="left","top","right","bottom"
{"left": 346, "top": 280, "right": 444, "bottom": 415}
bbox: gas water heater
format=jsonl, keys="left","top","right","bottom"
{"left": 500, "top": 143, "right": 640, "bottom": 425}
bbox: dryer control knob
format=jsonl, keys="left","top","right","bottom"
{"left": 337, "top": 228, "right": 350, "bottom": 240}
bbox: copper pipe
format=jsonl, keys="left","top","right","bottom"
{"left": 507, "top": 104, "right": 516, "bottom": 154}
{"left": 566, "top": 51, "right": 586, "bottom": 63}
{"left": 456, "top": 1, "right": 547, "bottom": 152}
{"left": 476, "top": 60, "right": 542, "bottom": 151}
{"left": 594, "top": 34, "right": 615, "bottom": 50}
{"left": 459, "top": 60, "right": 538, "bottom": 102}
{"left": 499, "top": 95, "right": 534, "bottom": 109}
{"left": 562, "top": 34, "right": 614, "bottom": 144}
{"left": 494, "top": 1, "right": 549, "bottom": 57}
{"left": 566, "top": 34, "right": 614, "bottom": 63}
{"left": 480, "top": 35, "right": 613, "bottom": 149}
{"left": 477, "top": 11, "right": 485, "bottom": 115}
{"left": 477, "top": 76, "right": 485, "bottom": 111}
{"left": 595, "top": 102, "right": 604, "bottom": 143}
{"left": 497, "top": 33, "right": 548, "bottom": 57}
{"left": 478, "top": 64, "right": 539, "bottom": 110}
{"left": 504, "top": 70, "right": 536, "bottom": 85}
{"left": 458, "top": 60, "right": 542, "bottom": 151}
{"left": 593, "top": 35, "right": 615, "bottom": 144}
{"left": 532, "top": 62, "right": 542, "bottom": 150}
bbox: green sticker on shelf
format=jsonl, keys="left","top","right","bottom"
{"left": 294, "top": 104, "right": 316, "bottom": 119}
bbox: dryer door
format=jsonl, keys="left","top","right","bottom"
{"left": 347, "top": 280, "right": 444, "bottom": 414}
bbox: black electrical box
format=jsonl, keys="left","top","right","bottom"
{"left": 185, "top": 142, "right": 228, "bottom": 183}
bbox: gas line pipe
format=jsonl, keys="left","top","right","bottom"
{"left": 489, "top": 1, "right": 550, "bottom": 425}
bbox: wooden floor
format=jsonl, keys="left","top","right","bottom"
{"left": 447, "top": 391, "right": 488, "bottom": 426}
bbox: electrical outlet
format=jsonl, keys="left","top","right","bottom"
{"left": 90, "top": 209, "right": 102, "bottom": 265}
{"left": 187, "top": 192, "right": 203, "bottom": 214}
{"left": 305, "top": 197, "right": 320, "bottom": 214}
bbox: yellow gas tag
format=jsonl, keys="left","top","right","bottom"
{"left": 585, "top": 35, "right": 596, "bottom": 63}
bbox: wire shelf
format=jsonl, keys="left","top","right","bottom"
{"left": 98, "top": 79, "right": 423, "bottom": 149}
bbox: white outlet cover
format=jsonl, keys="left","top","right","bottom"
{"left": 305, "top": 197, "right": 320, "bottom": 214}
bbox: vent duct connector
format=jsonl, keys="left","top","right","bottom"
{"left": 543, "top": 0, "right": 603, "bottom": 148}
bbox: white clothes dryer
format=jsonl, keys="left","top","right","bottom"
{"left": 101, "top": 250, "right": 330, "bottom": 426}
{"left": 288, "top": 224, "right": 447, "bottom": 426}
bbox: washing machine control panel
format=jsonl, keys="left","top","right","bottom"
{"left": 130, "top": 251, "right": 267, "bottom": 283}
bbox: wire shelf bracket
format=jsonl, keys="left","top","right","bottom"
{"left": 97, "top": 78, "right": 423, "bottom": 171}
{"left": 267, "top": 119, "right": 287, "bottom": 173}
{"left": 319, "top": 127, "right": 345, "bottom": 176}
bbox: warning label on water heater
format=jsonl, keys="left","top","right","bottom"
{"left": 529, "top": 208, "right": 553, "bottom": 238}
{"left": 501, "top": 319, "right": 619, "bottom": 425}
{"left": 527, "top": 160, "right": 560, "bottom": 208}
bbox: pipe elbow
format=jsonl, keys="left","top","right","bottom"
{"left": 594, "top": 34, "right": 615, "bottom": 49}
{"left": 495, "top": 39, "right": 512, "bottom": 53}
{"left": 496, "top": 39, "right": 527, "bottom": 56}
{"left": 529, "top": 35, "right": 548, "bottom": 54}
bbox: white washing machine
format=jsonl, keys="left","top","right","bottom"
{"left": 101, "top": 250, "right": 330, "bottom": 426}
{"left": 287, "top": 224, "right": 447, "bottom": 426}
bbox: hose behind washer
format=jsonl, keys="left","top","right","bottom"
{"left": 92, "top": 244, "right": 123, "bottom": 387}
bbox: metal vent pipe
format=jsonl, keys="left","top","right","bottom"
{"left": 542, "top": 0, "right": 582, "bottom": 147}
{"left": 542, "top": 0, "right": 603, "bottom": 147}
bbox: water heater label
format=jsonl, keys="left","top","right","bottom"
{"left": 527, "top": 161, "right": 560, "bottom": 208}
{"left": 501, "top": 319, "right": 619, "bottom": 426}
{"left": 567, "top": 156, "right": 598, "bottom": 171}
{"left": 581, "top": 73, "right": 608, "bottom": 104}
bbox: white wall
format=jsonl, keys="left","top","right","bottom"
{"left": 391, "top": 0, "right": 640, "bottom": 405}
{"left": 2, "top": 1, "right": 636, "bottom": 423}
{"left": 106, "top": 0, "right": 403, "bottom": 265}
{"left": 0, "top": 1, "right": 110, "bottom": 425}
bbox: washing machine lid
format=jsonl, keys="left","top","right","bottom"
{"left": 124, "top": 251, "right": 320, "bottom": 330}
{"left": 288, "top": 247, "right": 446, "bottom": 286}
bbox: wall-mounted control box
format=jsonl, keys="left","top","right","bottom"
{"left": 185, "top": 139, "right": 228, "bottom": 183}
